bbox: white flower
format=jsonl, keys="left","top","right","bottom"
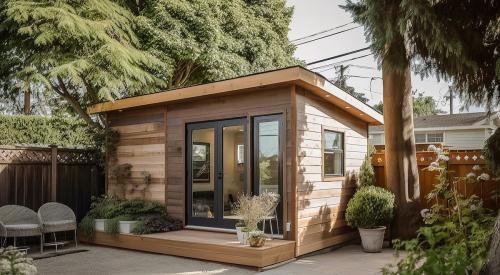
{"left": 472, "top": 165, "right": 482, "bottom": 171}
{"left": 420, "top": 209, "right": 430, "bottom": 218}
{"left": 427, "top": 145, "right": 437, "bottom": 152}
{"left": 477, "top": 173, "right": 490, "bottom": 181}
{"left": 466, "top": 172, "right": 476, "bottom": 179}
{"left": 438, "top": 155, "right": 449, "bottom": 161}
{"left": 470, "top": 204, "right": 478, "bottom": 211}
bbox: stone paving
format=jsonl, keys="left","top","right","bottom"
{"left": 34, "top": 244, "right": 403, "bottom": 275}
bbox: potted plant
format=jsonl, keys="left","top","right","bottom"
{"left": 345, "top": 185, "right": 395, "bottom": 252}
{"left": 248, "top": 231, "right": 266, "bottom": 247}
{"left": 231, "top": 192, "right": 278, "bottom": 245}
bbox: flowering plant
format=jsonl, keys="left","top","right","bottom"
{"left": 384, "top": 146, "right": 498, "bottom": 274}
{"left": 0, "top": 247, "right": 37, "bottom": 275}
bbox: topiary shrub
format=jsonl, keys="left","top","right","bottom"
{"left": 345, "top": 186, "right": 395, "bottom": 229}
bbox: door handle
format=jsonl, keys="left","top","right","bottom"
{"left": 217, "top": 172, "right": 223, "bottom": 180}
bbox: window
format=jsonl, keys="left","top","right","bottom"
{"left": 323, "top": 130, "right": 344, "bottom": 177}
{"left": 427, "top": 133, "right": 444, "bottom": 143}
{"left": 415, "top": 132, "right": 444, "bottom": 143}
{"left": 415, "top": 133, "right": 427, "bottom": 143}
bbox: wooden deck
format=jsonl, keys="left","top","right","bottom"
{"left": 82, "top": 230, "right": 296, "bottom": 268}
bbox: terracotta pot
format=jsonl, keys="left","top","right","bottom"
{"left": 358, "top": 226, "right": 386, "bottom": 253}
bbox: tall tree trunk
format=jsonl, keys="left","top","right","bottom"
{"left": 23, "top": 89, "right": 30, "bottom": 114}
{"left": 382, "top": 61, "right": 421, "bottom": 240}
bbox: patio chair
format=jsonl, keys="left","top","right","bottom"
{"left": 38, "top": 202, "right": 77, "bottom": 250}
{"left": 0, "top": 205, "right": 43, "bottom": 253}
{"left": 262, "top": 199, "right": 280, "bottom": 239}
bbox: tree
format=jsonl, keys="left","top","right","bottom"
{"left": 343, "top": 1, "right": 421, "bottom": 239}
{"left": 135, "top": 0, "right": 299, "bottom": 88}
{"left": 332, "top": 65, "right": 369, "bottom": 103}
{"left": 1, "top": 0, "right": 299, "bottom": 128}
{"left": 0, "top": 0, "right": 166, "bottom": 129}
{"left": 373, "top": 91, "right": 444, "bottom": 117}
{"left": 344, "top": 0, "right": 499, "bottom": 239}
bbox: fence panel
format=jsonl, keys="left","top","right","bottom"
{"left": 372, "top": 149, "right": 499, "bottom": 210}
{"left": 0, "top": 146, "right": 104, "bottom": 220}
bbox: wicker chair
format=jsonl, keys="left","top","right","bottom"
{"left": 0, "top": 205, "right": 43, "bottom": 253}
{"left": 38, "top": 202, "right": 77, "bottom": 250}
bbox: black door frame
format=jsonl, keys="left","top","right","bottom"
{"left": 252, "top": 114, "right": 284, "bottom": 233}
{"left": 186, "top": 118, "right": 247, "bottom": 228}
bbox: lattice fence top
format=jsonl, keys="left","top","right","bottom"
{"left": 0, "top": 146, "right": 99, "bottom": 164}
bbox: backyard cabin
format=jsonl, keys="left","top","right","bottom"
{"left": 87, "top": 66, "right": 383, "bottom": 268}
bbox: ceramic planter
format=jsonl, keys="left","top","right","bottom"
{"left": 240, "top": 231, "right": 249, "bottom": 245}
{"left": 358, "top": 226, "right": 386, "bottom": 252}
{"left": 119, "top": 221, "right": 138, "bottom": 234}
{"left": 236, "top": 226, "right": 245, "bottom": 243}
{"left": 248, "top": 236, "right": 266, "bottom": 247}
{"left": 94, "top": 219, "right": 107, "bottom": 232}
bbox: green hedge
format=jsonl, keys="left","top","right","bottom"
{"left": 0, "top": 114, "right": 99, "bottom": 148}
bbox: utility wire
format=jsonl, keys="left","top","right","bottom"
{"left": 311, "top": 53, "right": 373, "bottom": 72}
{"left": 290, "top": 21, "right": 354, "bottom": 42}
{"left": 306, "top": 47, "right": 371, "bottom": 66}
{"left": 294, "top": 26, "right": 361, "bottom": 46}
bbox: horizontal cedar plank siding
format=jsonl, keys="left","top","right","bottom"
{"left": 295, "top": 87, "right": 368, "bottom": 256}
{"left": 165, "top": 86, "right": 293, "bottom": 224}
{"left": 107, "top": 107, "right": 166, "bottom": 203}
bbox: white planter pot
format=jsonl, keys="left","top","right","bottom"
{"left": 236, "top": 227, "right": 244, "bottom": 243}
{"left": 358, "top": 226, "right": 386, "bottom": 253}
{"left": 241, "top": 231, "right": 249, "bottom": 245}
{"left": 94, "top": 219, "right": 107, "bottom": 232}
{"left": 119, "top": 221, "right": 138, "bottom": 234}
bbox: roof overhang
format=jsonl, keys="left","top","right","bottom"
{"left": 370, "top": 125, "right": 496, "bottom": 134}
{"left": 88, "top": 66, "right": 383, "bottom": 125}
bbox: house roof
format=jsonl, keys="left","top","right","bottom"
{"left": 370, "top": 112, "right": 499, "bottom": 132}
{"left": 87, "top": 66, "right": 383, "bottom": 125}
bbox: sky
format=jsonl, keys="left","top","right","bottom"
{"left": 286, "top": 0, "right": 484, "bottom": 114}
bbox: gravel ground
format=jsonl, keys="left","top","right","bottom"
{"left": 34, "top": 244, "right": 402, "bottom": 275}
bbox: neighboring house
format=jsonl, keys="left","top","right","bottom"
{"left": 88, "top": 66, "right": 383, "bottom": 258}
{"left": 369, "top": 112, "right": 499, "bottom": 149}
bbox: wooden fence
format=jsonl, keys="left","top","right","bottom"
{"left": 372, "top": 149, "right": 499, "bottom": 209}
{"left": 0, "top": 146, "right": 104, "bottom": 220}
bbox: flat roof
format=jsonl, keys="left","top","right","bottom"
{"left": 88, "top": 66, "right": 383, "bottom": 125}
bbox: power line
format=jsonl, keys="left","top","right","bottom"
{"left": 290, "top": 21, "right": 354, "bottom": 42}
{"left": 294, "top": 26, "right": 361, "bottom": 46}
{"left": 311, "top": 53, "right": 373, "bottom": 72}
{"left": 346, "top": 64, "right": 378, "bottom": 70}
{"left": 306, "top": 47, "right": 371, "bottom": 66}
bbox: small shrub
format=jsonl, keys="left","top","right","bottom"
{"left": 345, "top": 186, "right": 395, "bottom": 228}
{"left": 357, "top": 146, "right": 376, "bottom": 188}
{"left": 79, "top": 216, "right": 95, "bottom": 238}
{"left": 0, "top": 246, "right": 37, "bottom": 275}
{"left": 131, "top": 214, "right": 183, "bottom": 235}
{"left": 231, "top": 192, "right": 279, "bottom": 231}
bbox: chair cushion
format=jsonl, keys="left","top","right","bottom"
{"left": 4, "top": 224, "right": 40, "bottom": 230}
{"left": 44, "top": 220, "right": 75, "bottom": 226}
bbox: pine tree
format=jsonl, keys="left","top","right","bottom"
{"left": 357, "top": 153, "right": 375, "bottom": 188}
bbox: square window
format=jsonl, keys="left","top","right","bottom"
{"left": 323, "top": 130, "right": 344, "bottom": 176}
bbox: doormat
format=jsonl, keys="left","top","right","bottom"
{"left": 32, "top": 249, "right": 89, "bottom": 260}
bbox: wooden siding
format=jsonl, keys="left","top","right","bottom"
{"left": 295, "top": 88, "right": 368, "bottom": 256}
{"left": 165, "top": 86, "right": 293, "bottom": 230}
{"left": 107, "top": 107, "right": 166, "bottom": 203}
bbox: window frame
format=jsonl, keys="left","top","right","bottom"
{"left": 322, "top": 128, "right": 345, "bottom": 180}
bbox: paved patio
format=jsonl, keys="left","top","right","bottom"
{"left": 34, "top": 244, "right": 402, "bottom": 275}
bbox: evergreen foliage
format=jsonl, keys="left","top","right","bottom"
{"left": 372, "top": 91, "right": 444, "bottom": 117}
{"left": 0, "top": 114, "right": 98, "bottom": 148}
{"left": 357, "top": 146, "right": 376, "bottom": 188}
{"left": 343, "top": 0, "right": 499, "bottom": 110}
{"left": 0, "top": 0, "right": 300, "bottom": 128}
{"left": 345, "top": 186, "right": 395, "bottom": 229}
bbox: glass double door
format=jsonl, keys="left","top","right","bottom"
{"left": 186, "top": 118, "right": 248, "bottom": 228}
